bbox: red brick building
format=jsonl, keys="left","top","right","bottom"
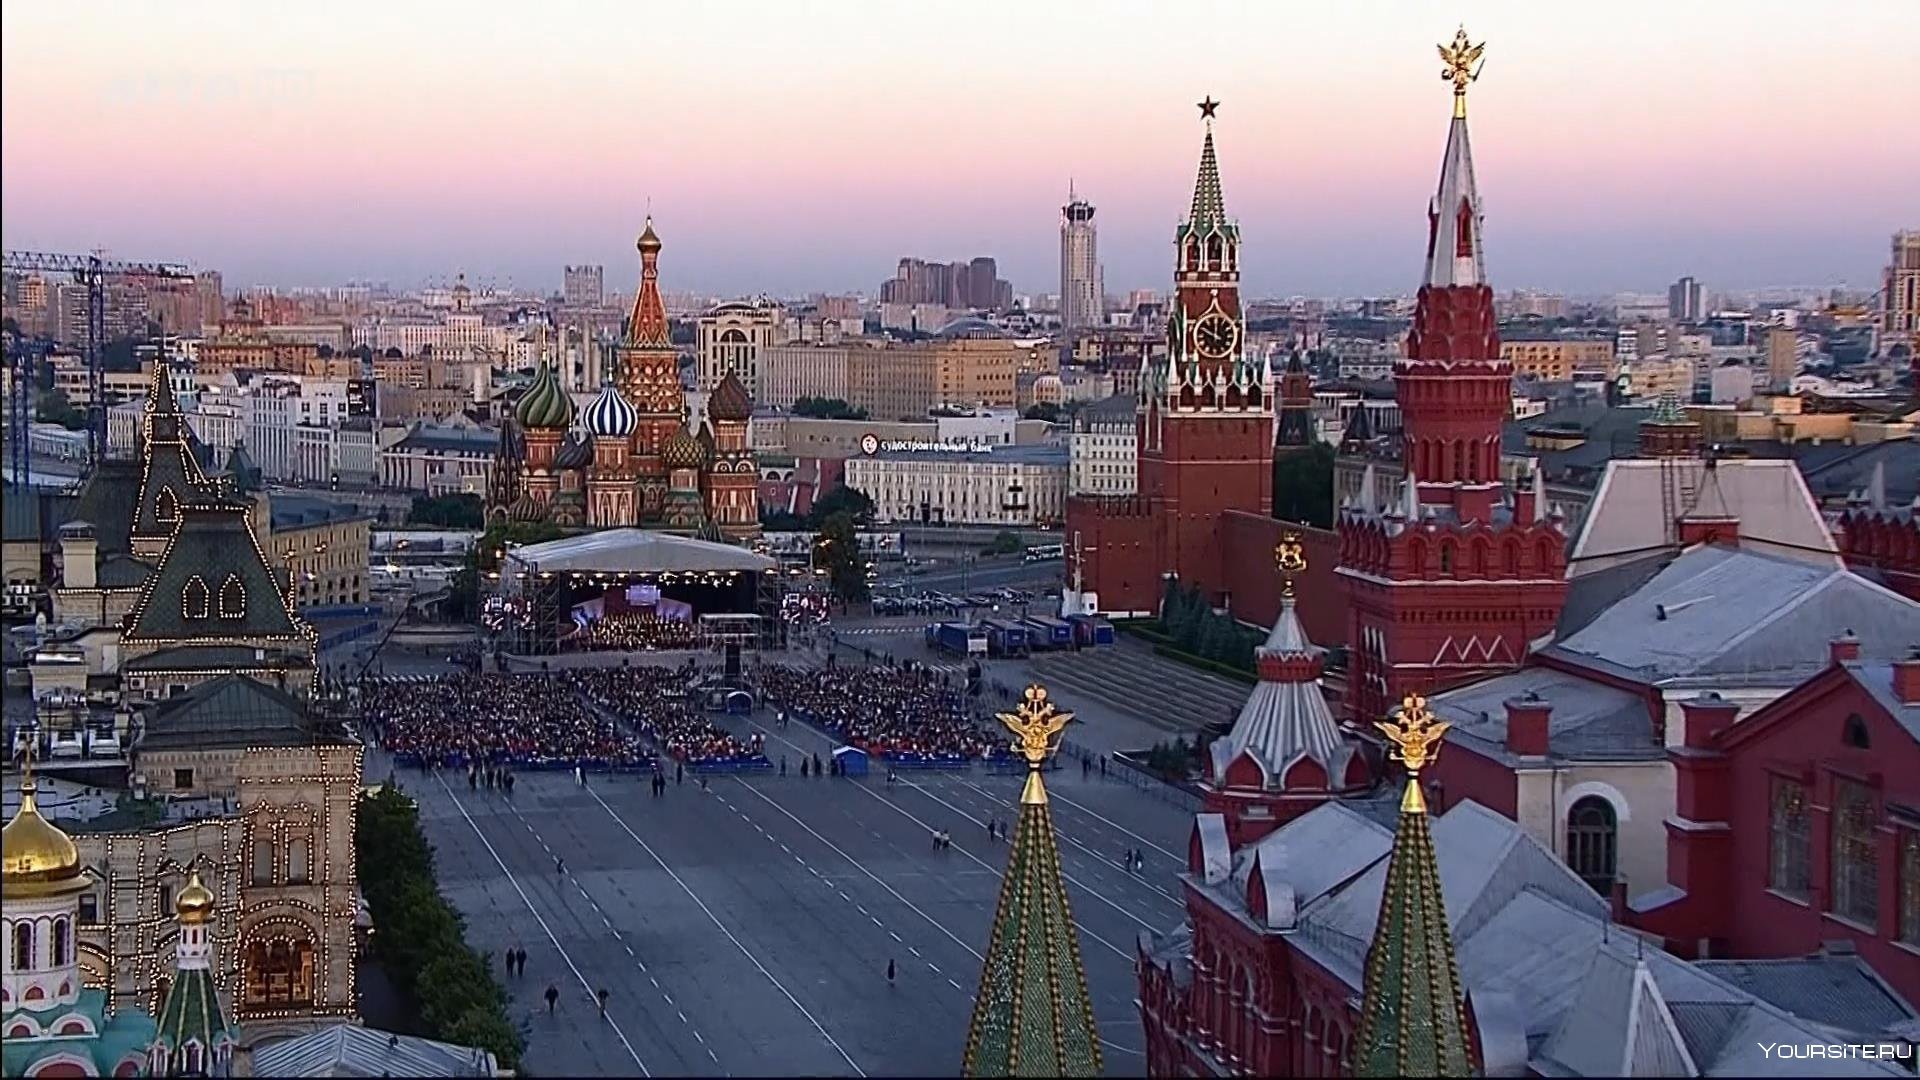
{"left": 1837, "top": 501, "right": 1920, "bottom": 602}
{"left": 1630, "top": 644, "right": 1920, "bottom": 1004}
{"left": 1066, "top": 102, "right": 1274, "bottom": 619}
{"left": 1332, "top": 77, "right": 1568, "bottom": 724}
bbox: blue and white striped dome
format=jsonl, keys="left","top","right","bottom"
{"left": 582, "top": 381, "right": 638, "bottom": 438}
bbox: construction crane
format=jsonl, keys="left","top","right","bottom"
{"left": 2, "top": 250, "right": 192, "bottom": 471}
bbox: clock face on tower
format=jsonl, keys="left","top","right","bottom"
{"left": 1193, "top": 312, "right": 1240, "bottom": 359}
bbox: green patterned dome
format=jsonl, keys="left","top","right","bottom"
{"left": 515, "top": 361, "right": 574, "bottom": 431}
{"left": 661, "top": 424, "right": 707, "bottom": 471}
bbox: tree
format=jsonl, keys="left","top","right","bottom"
{"left": 792, "top": 397, "right": 869, "bottom": 421}
{"left": 407, "top": 493, "right": 485, "bottom": 528}
{"left": 806, "top": 484, "right": 873, "bottom": 527}
{"left": 759, "top": 508, "right": 808, "bottom": 533}
{"left": 35, "top": 388, "right": 86, "bottom": 430}
{"left": 1272, "top": 442, "right": 1335, "bottom": 530}
{"left": 815, "top": 511, "right": 869, "bottom": 603}
{"left": 1021, "top": 402, "right": 1063, "bottom": 423}
{"left": 985, "top": 530, "right": 1024, "bottom": 556}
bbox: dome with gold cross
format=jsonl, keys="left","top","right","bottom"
{"left": 2, "top": 761, "right": 85, "bottom": 899}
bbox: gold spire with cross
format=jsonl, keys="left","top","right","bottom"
{"left": 1375, "top": 693, "right": 1451, "bottom": 813}
{"left": 997, "top": 684, "right": 1073, "bottom": 804}
{"left": 1276, "top": 533, "right": 1306, "bottom": 599}
{"left": 1438, "top": 25, "right": 1485, "bottom": 119}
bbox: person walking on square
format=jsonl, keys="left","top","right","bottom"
{"left": 514, "top": 947, "right": 526, "bottom": 978}
{"left": 597, "top": 988, "right": 609, "bottom": 1018}
{"left": 574, "top": 764, "right": 585, "bottom": 787}
{"left": 887, "top": 959, "right": 896, "bottom": 987}
{"left": 545, "top": 984, "right": 559, "bottom": 1014}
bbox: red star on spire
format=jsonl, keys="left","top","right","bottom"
{"left": 1197, "top": 96, "right": 1220, "bottom": 120}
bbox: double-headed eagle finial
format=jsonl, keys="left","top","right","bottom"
{"left": 1377, "top": 693, "right": 1450, "bottom": 813}
{"left": 1438, "top": 25, "right": 1486, "bottom": 118}
{"left": 998, "top": 684, "right": 1073, "bottom": 767}
{"left": 1275, "top": 533, "right": 1306, "bottom": 600}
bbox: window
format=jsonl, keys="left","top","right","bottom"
{"left": 1843, "top": 714, "right": 1871, "bottom": 750}
{"left": 156, "top": 485, "right": 179, "bottom": 524}
{"left": 1769, "top": 778, "right": 1811, "bottom": 898}
{"left": 78, "top": 894, "right": 98, "bottom": 925}
{"left": 1831, "top": 779, "right": 1879, "bottom": 927}
{"left": 218, "top": 574, "right": 245, "bottom": 619}
{"left": 173, "top": 768, "right": 194, "bottom": 790}
{"left": 158, "top": 884, "right": 172, "bottom": 915}
{"left": 51, "top": 918, "right": 69, "bottom": 967}
{"left": 288, "top": 837, "right": 311, "bottom": 885}
{"left": 1566, "top": 796, "right": 1617, "bottom": 895}
{"left": 251, "top": 840, "right": 275, "bottom": 886}
{"left": 244, "top": 938, "right": 315, "bottom": 1007}
{"left": 183, "top": 576, "right": 210, "bottom": 619}
{"left": 11, "top": 922, "right": 31, "bottom": 971}
{"left": 1900, "top": 829, "right": 1920, "bottom": 948}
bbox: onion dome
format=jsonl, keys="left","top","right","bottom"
{"left": 2, "top": 764, "right": 84, "bottom": 899}
{"left": 708, "top": 372, "right": 753, "bottom": 422}
{"left": 176, "top": 868, "right": 215, "bottom": 924}
{"left": 553, "top": 433, "right": 593, "bottom": 471}
{"left": 637, "top": 217, "right": 663, "bottom": 254}
{"left": 509, "top": 490, "right": 546, "bottom": 523}
{"left": 514, "top": 361, "right": 573, "bottom": 431}
{"left": 661, "top": 424, "right": 706, "bottom": 471}
{"left": 583, "top": 381, "right": 638, "bottom": 438}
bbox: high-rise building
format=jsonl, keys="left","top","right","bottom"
{"left": 1883, "top": 229, "right": 1920, "bottom": 364}
{"left": 696, "top": 300, "right": 781, "bottom": 399}
{"left": 1668, "top": 275, "right": 1705, "bottom": 322}
{"left": 1765, "top": 324, "right": 1798, "bottom": 391}
{"left": 563, "top": 264, "right": 604, "bottom": 308}
{"left": 878, "top": 256, "right": 1012, "bottom": 311}
{"left": 1060, "top": 186, "right": 1102, "bottom": 331}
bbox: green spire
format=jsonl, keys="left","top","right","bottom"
{"left": 1352, "top": 695, "right": 1473, "bottom": 1078}
{"left": 1647, "top": 387, "right": 1688, "bottom": 425}
{"left": 1188, "top": 126, "right": 1228, "bottom": 231}
{"left": 963, "top": 686, "right": 1102, "bottom": 1078}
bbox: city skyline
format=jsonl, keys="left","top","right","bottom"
{"left": 3, "top": 1, "right": 1915, "bottom": 298}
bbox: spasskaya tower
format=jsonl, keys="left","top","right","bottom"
{"left": 1066, "top": 99, "right": 1275, "bottom": 615}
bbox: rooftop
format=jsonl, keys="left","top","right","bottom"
{"left": 506, "top": 529, "right": 776, "bottom": 575}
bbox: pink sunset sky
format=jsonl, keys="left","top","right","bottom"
{"left": 3, "top": 0, "right": 1915, "bottom": 298}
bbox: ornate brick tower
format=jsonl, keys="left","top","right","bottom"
{"left": 619, "top": 218, "right": 684, "bottom": 522}
{"left": 1065, "top": 99, "right": 1274, "bottom": 614}
{"left": 703, "top": 371, "right": 761, "bottom": 540}
{"left": 1336, "top": 31, "right": 1568, "bottom": 724}
{"left": 582, "top": 380, "right": 640, "bottom": 527}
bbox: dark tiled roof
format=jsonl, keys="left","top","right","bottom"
{"left": 141, "top": 674, "right": 314, "bottom": 751}
{"left": 133, "top": 435, "right": 213, "bottom": 545}
{"left": 125, "top": 500, "right": 302, "bottom": 643}
{"left": 2, "top": 493, "right": 40, "bottom": 543}
{"left": 1795, "top": 440, "right": 1920, "bottom": 506}
{"left": 124, "top": 644, "right": 310, "bottom": 673}
{"left": 269, "top": 494, "right": 370, "bottom": 531}
{"left": 394, "top": 427, "right": 500, "bottom": 454}
{"left": 97, "top": 554, "right": 154, "bottom": 590}
{"left": 1695, "top": 954, "right": 1916, "bottom": 1041}
{"left": 69, "top": 460, "right": 142, "bottom": 555}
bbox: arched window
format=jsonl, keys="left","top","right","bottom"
{"left": 218, "top": 574, "right": 245, "bottom": 619}
{"left": 288, "top": 836, "right": 311, "bottom": 884}
{"left": 244, "top": 938, "right": 315, "bottom": 1007}
{"left": 1831, "top": 779, "right": 1878, "bottom": 926}
{"left": 251, "top": 839, "right": 275, "bottom": 886}
{"left": 1843, "top": 713, "right": 1871, "bottom": 749}
{"left": 11, "top": 921, "right": 32, "bottom": 971}
{"left": 1207, "top": 236, "right": 1223, "bottom": 269}
{"left": 50, "top": 918, "right": 69, "bottom": 968}
{"left": 182, "top": 576, "right": 210, "bottom": 620}
{"left": 1566, "top": 796, "right": 1618, "bottom": 895}
{"left": 1439, "top": 542, "right": 1455, "bottom": 575}
{"left": 156, "top": 486, "right": 179, "bottom": 524}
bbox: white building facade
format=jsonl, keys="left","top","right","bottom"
{"left": 844, "top": 444, "right": 1067, "bottom": 526}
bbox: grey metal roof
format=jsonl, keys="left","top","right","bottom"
{"left": 393, "top": 426, "right": 500, "bottom": 454}
{"left": 1227, "top": 800, "right": 1391, "bottom": 905}
{"left": 508, "top": 528, "right": 776, "bottom": 575}
{"left": 1796, "top": 440, "right": 1920, "bottom": 506}
{"left": 1435, "top": 667, "right": 1658, "bottom": 764}
{"left": 141, "top": 674, "right": 316, "bottom": 751}
{"left": 1568, "top": 458, "right": 1841, "bottom": 579}
{"left": 270, "top": 494, "right": 373, "bottom": 531}
{"left": 1696, "top": 954, "right": 1917, "bottom": 1041}
{"left": 1552, "top": 545, "right": 1920, "bottom": 685}
{"left": 1847, "top": 661, "right": 1920, "bottom": 743}
{"left": 249, "top": 1023, "right": 498, "bottom": 1078}
{"left": 125, "top": 644, "right": 310, "bottom": 673}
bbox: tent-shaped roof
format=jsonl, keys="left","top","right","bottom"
{"left": 506, "top": 529, "right": 775, "bottom": 575}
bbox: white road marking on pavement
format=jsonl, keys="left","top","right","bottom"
{"left": 902, "top": 779, "right": 1160, "bottom": 934}
{"left": 952, "top": 778, "right": 1182, "bottom": 910}
{"left": 869, "top": 916, "right": 883, "bottom": 928}
{"left": 727, "top": 777, "right": 1003, "bottom": 995}
{"left": 585, "top": 785, "right": 867, "bottom": 1077}
{"left": 435, "top": 778, "right": 653, "bottom": 1078}
{"left": 1036, "top": 784, "right": 1182, "bottom": 861}
{"left": 928, "top": 962, "right": 941, "bottom": 973}
{"left": 948, "top": 978, "right": 963, "bottom": 992}
{"left": 842, "top": 780, "right": 1137, "bottom": 960}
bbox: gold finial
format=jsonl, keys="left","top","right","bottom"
{"left": 1275, "top": 533, "right": 1306, "bottom": 600}
{"left": 997, "top": 685, "right": 1073, "bottom": 803}
{"left": 1375, "top": 693, "right": 1451, "bottom": 813}
{"left": 1438, "top": 25, "right": 1486, "bottom": 119}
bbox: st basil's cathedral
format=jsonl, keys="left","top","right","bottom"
{"left": 488, "top": 219, "right": 761, "bottom": 542}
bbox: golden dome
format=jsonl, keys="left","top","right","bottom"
{"left": 176, "top": 868, "right": 215, "bottom": 924}
{"left": 2, "top": 769, "right": 84, "bottom": 899}
{"left": 637, "top": 216, "right": 663, "bottom": 254}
